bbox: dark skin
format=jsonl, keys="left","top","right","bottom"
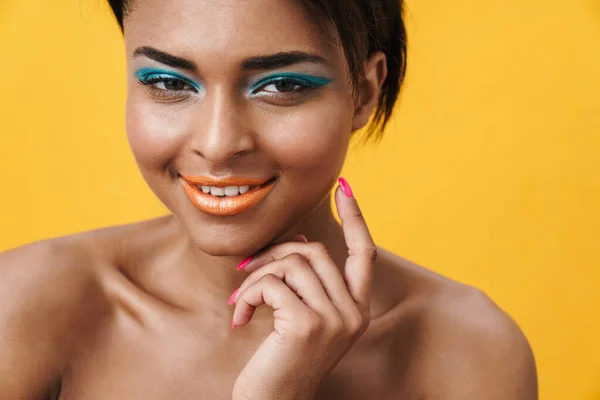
{"left": 0, "top": 0, "right": 538, "bottom": 399}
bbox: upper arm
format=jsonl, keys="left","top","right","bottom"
{"left": 0, "top": 240, "right": 98, "bottom": 399}
{"left": 416, "top": 287, "right": 538, "bottom": 399}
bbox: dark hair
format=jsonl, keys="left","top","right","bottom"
{"left": 107, "top": 0, "right": 407, "bottom": 139}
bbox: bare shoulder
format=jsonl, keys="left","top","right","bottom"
{"left": 0, "top": 231, "right": 111, "bottom": 397}
{"left": 374, "top": 248, "right": 538, "bottom": 399}
{"left": 0, "top": 217, "right": 171, "bottom": 399}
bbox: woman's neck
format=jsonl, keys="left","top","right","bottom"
{"left": 127, "top": 194, "right": 348, "bottom": 317}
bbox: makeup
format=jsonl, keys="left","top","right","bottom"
{"left": 237, "top": 256, "right": 253, "bottom": 270}
{"left": 228, "top": 288, "right": 240, "bottom": 305}
{"left": 181, "top": 176, "right": 276, "bottom": 216}
{"left": 134, "top": 67, "right": 202, "bottom": 92}
{"left": 248, "top": 72, "right": 332, "bottom": 95}
{"left": 338, "top": 177, "right": 353, "bottom": 198}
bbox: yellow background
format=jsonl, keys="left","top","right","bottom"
{"left": 1, "top": 0, "right": 599, "bottom": 398}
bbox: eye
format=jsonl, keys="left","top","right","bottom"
{"left": 152, "top": 78, "right": 189, "bottom": 91}
{"left": 138, "top": 75, "right": 197, "bottom": 93}
{"left": 252, "top": 77, "right": 314, "bottom": 95}
{"left": 260, "top": 78, "right": 306, "bottom": 93}
{"left": 134, "top": 68, "right": 201, "bottom": 101}
{"left": 249, "top": 74, "right": 332, "bottom": 104}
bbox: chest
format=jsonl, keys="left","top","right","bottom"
{"left": 57, "top": 313, "right": 399, "bottom": 400}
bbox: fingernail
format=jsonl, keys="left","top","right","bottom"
{"left": 295, "top": 234, "right": 308, "bottom": 243}
{"left": 228, "top": 288, "right": 239, "bottom": 305}
{"left": 237, "top": 256, "right": 252, "bottom": 270}
{"left": 338, "top": 177, "right": 354, "bottom": 198}
{"left": 231, "top": 320, "right": 237, "bottom": 329}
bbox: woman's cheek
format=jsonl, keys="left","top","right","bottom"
{"left": 126, "top": 97, "right": 191, "bottom": 170}
{"left": 266, "top": 97, "right": 354, "bottom": 174}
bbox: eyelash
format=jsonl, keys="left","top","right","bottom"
{"left": 250, "top": 77, "right": 318, "bottom": 96}
{"left": 137, "top": 75, "right": 199, "bottom": 100}
{"left": 136, "top": 74, "right": 328, "bottom": 102}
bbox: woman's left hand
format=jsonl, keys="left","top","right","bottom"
{"left": 230, "top": 179, "right": 377, "bottom": 400}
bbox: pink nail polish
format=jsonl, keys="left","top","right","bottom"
{"left": 228, "top": 288, "right": 239, "bottom": 305}
{"left": 231, "top": 320, "right": 237, "bottom": 329}
{"left": 296, "top": 234, "right": 308, "bottom": 243}
{"left": 237, "top": 256, "right": 252, "bottom": 270}
{"left": 338, "top": 177, "right": 354, "bottom": 198}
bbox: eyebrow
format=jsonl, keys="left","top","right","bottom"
{"left": 133, "top": 47, "right": 197, "bottom": 71}
{"left": 133, "top": 47, "right": 327, "bottom": 72}
{"left": 241, "top": 51, "right": 327, "bottom": 70}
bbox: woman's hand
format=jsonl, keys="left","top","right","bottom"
{"left": 230, "top": 178, "right": 377, "bottom": 400}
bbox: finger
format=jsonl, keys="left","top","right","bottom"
{"left": 233, "top": 253, "right": 337, "bottom": 318}
{"left": 335, "top": 177, "right": 377, "bottom": 311}
{"left": 239, "top": 241, "right": 356, "bottom": 317}
{"left": 294, "top": 234, "right": 308, "bottom": 243}
{"left": 234, "top": 234, "right": 305, "bottom": 271}
{"left": 232, "top": 273, "right": 313, "bottom": 328}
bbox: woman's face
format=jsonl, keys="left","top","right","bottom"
{"left": 124, "top": 0, "right": 365, "bottom": 256}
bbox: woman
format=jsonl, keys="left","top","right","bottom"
{"left": 0, "top": 0, "right": 537, "bottom": 398}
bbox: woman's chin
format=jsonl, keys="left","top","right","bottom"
{"left": 187, "top": 230, "right": 274, "bottom": 258}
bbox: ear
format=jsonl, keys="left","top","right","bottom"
{"left": 351, "top": 52, "right": 388, "bottom": 131}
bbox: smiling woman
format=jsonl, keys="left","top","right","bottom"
{"left": 0, "top": 0, "right": 537, "bottom": 399}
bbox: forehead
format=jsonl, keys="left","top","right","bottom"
{"left": 124, "top": 0, "right": 340, "bottom": 62}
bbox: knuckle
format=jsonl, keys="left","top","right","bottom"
{"left": 259, "top": 273, "right": 281, "bottom": 287}
{"left": 310, "top": 241, "right": 328, "bottom": 255}
{"left": 247, "top": 266, "right": 271, "bottom": 282}
{"left": 352, "top": 207, "right": 364, "bottom": 219}
{"left": 364, "top": 244, "right": 378, "bottom": 262}
{"left": 348, "top": 309, "right": 369, "bottom": 334}
{"left": 347, "top": 319, "right": 364, "bottom": 335}
{"left": 284, "top": 252, "right": 307, "bottom": 266}
{"left": 327, "top": 314, "right": 345, "bottom": 333}
{"left": 295, "top": 312, "right": 324, "bottom": 338}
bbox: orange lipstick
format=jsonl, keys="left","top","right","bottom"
{"left": 181, "top": 175, "right": 275, "bottom": 216}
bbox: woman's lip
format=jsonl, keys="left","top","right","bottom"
{"left": 181, "top": 176, "right": 276, "bottom": 216}
{"left": 180, "top": 175, "right": 271, "bottom": 188}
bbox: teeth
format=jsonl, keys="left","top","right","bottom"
{"left": 224, "top": 186, "right": 239, "bottom": 196}
{"left": 198, "top": 185, "right": 254, "bottom": 197}
{"left": 210, "top": 187, "right": 225, "bottom": 196}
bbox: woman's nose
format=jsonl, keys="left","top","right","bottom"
{"left": 188, "top": 89, "right": 255, "bottom": 164}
